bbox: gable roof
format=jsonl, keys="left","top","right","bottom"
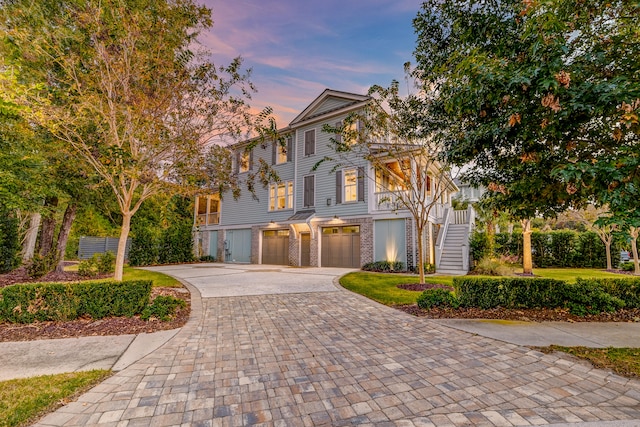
{"left": 289, "top": 89, "right": 370, "bottom": 128}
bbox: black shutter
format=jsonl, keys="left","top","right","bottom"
{"left": 271, "top": 141, "right": 276, "bottom": 165}
{"left": 357, "top": 167, "right": 365, "bottom": 201}
{"left": 336, "top": 170, "right": 342, "bottom": 204}
{"left": 304, "top": 175, "right": 315, "bottom": 207}
{"left": 249, "top": 149, "right": 254, "bottom": 171}
{"left": 287, "top": 136, "right": 293, "bottom": 162}
{"left": 305, "top": 130, "right": 315, "bottom": 155}
{"left": 234, "top": 151, "right": 240, "bottom": 174}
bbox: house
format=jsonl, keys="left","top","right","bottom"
{"left": 193, "top": 89, "right": 473, "bottom": 274}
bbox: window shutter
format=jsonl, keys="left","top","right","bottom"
{"left": 304, "top": 175, "right": 315, "bottom": 207}
{"left": 335, "top": 121, "right": 342, "bottom": 144}
{"left": 287, "top": 136, "right": 293, "bottom": 162}
{"left": 305, "top": 130, "right": 315, "bottom": 155}
{"left": 234, "top": 151, "right": 240, "bottom": 174}
{"left": 336, "top": 170, "right": 342, "bottom": 204}
{"left": 249, "top": 149, "right": 254, "bottom": 171}
{"left": 357, "top": 167, "right": 365, "bottom": 201}
{"left": 271, "top": 141, "right": 276, "bottom": 165}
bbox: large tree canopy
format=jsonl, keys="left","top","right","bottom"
{"left": 1, "top": 0, "right": 259, "bottom": 279}
{"left": 413, "top": 0, "right": 640, "bottom": 272}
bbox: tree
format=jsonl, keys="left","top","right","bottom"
{"left": 2, "top": 0, "right": 259, "bottom": 280}
{"left": 558, "top": 206, "right": 617, "bottom": 270}
{"left": 321, "top": 82, "right": 458, "bottom": 283}
{"left": 412, "top": 0, "right": 640, "bottom": 274}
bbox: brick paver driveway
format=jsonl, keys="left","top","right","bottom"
{"left": 36, "top": 265, "right": 640, "bottom": 426}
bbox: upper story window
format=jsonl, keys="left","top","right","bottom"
{"left": 344, "top": 169, "right": 358, "bottom": 202}
{"left": 195, "top": 195, "right": 220, "bottom": 225}
{"left": 336, "top": 167, "right": 365, "bottom": 204}
{"left": 304, "top": 129, "right": 315, "bottom": 156}
{"left": 273, "top": 135, "right": 293, "bottom": 165}
{"left": 236, "top": 149, "right": 251, "bottom": 173}
{"left": 269, "top": 181, "right": 294, "bottom": 211}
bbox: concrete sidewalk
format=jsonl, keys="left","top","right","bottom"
{"left": 0, "top": 329, "right": 179, "bottom": 381}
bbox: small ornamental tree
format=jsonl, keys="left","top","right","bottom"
{"left": 321, "top": 82, "right": 458, "bottom": 283}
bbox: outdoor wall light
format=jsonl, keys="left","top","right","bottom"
{"left": 333, "top": 215, "right": 339, "bottom": 220}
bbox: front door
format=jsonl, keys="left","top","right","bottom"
{"left": 301, "top": 233, "right": 311, "bottom": 266}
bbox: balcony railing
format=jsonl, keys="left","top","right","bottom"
{"left": 374, "top": 191, "right": 409, "bottom": 211}
{"left": 196, "top": 212, "right": 220, "bottom": 226}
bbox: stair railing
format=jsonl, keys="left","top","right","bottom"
{"left": 435, "top": 207, "right": 451, "bottom": 269}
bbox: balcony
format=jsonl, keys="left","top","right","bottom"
{"left": 196, "top": 212, "right": 220, "bottom": 226}
{"left": 374, "top": 191, "right": 410, "bottom": 211}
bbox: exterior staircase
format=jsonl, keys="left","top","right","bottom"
{"left": 438, "top": 224, "right": 468, "bottom": 275}
{"left": 435, "top": 206, "right": 474, "bottom": 275}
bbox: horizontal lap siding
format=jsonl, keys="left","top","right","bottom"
{"left": 220, "top": 141, "right": 295, "bottom": 226}
{"left": 296, "top": 116, "right": 369, "bottom": 218}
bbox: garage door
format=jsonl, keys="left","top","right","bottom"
{"left": 321, "top": 226, "right": 360, "bottom": 268}
{"left": 262, "top": 229, "right": 290, "bottom": 265}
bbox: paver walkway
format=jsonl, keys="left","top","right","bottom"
{"left": 35, "top": 266, "right": 640, "bottom": 426}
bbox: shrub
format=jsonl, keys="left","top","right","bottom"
{"left": 417, "top": 288, "right": 459, "bottom": 309}
{"left": 472, "top": 256, "right": 512, "bottom": 276}
{"left": 362, "top": 260, "right": 406, "bottom": 273}
{"left": 620, "top": 261, "right": 635, "bottom": 272}
{"left": 469, "top": 231, "right": 489, "bottom": 264}
{"left": 0, "top": 208, "right": 20, "bottom": 273}
{"left": 575, "top": 232, "right": 606, "bottom": 268}
{"left": 562, "top": 281, "right": 625, "bottom": 315}
{"left": 26, "top": 253, "right": 56, "bottom": 279}
{"left": 454, "top": 277, "right": 566, "bottom": 309}
{"left": 159, "top": 222, "right": 194, "bottom": 264}
{"left": 78, "top": 252, "right": 116, "bottom": 277}
{"left": 580, "top": 277, "right": 640, "bottom": 309}
{"left": 0, "top": 280, "right": 152, "bottom": 323}
{"left": 141, "top": 295, "right": 186, "bottom": 321}
{"left": 128, "top": 226, "right": 159, "bottom": 266}
{"left": 199, "top": 255, "right": 216, "bottom": 262}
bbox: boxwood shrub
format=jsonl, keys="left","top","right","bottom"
{"left": 453, "top": 276, "right": 628, "bottom": 315}
{"left": 417, "top": 289, "right": 459, "bottom": 309}
{"left": 0, "top": 280, "right": 152, "bottom": 323}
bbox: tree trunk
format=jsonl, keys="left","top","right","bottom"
{"left": 114, "top": 212, "right": 133, "bottom": 281}
{"left": 631, "top": 227, "right": 640, "bottom": 276}
{"left": 521, "top": 218, "right": 533, "bottom": 275}
{"left": 416, "top": 223, "right": 425, "bottom": 284}
{"left": 605, "top": 238, "right": 612, "bottom": 271}
{"left": 22, "top": 212, "right": 41, "bottom": 262}
{"left": 38, "top": 196, "right": 58, "bottom": 256}
{"left": 54, "top": 203, "right": 77, "bottom": 273}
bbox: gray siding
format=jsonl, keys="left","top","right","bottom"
{"left": 313, "top": 97, "right": 355, "bottom": 116}
{"left": 78, "top": 236, "right": 130, "bottom": 260}
{"left": 220, "top": 140, "right": 296, "bottom": 226}
{"left": 295, "top": 115, "right": 369, "bottom": 219}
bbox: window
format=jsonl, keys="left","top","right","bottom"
{"left": 195, "top": 195, "right": 220, "bottom": 225}
{"left": 303, "top": 175, "right": 315, "bottom": 207}
{"left": 276, "top": 144, "right": 287, "bottom": 164}
{"left": 344, "top": 169, "right": 357, "bottom": 202}
{"left": 237, "top": 150, "right": 251, "bottom": 173}
{"left": 269, "top": 181, "right": 294, "bottom": 211}
{"left": 336, "top": 167, "right": 365, "bottom": 204}
{"left": 304, "top": 129, "right": 315, "bottom": 156}
{"left": 273, "top": 136, "right": 292, "bottom": 165}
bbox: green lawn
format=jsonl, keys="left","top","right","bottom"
{"left": 537, "top": 346, "right": 640, "bottom": 379}
{"left": 0, "top": 370, "right": 110, "bottom": 427}
{"left": 340, "top": 268, "right": 631, "bottom": 306}
{"left": 65, "top": 264, "right": 181, "bottom": 287}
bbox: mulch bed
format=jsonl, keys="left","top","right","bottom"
{"left": 397, "top": 283, "right": 454, "bottom": 292}
{"left": 395, "top": 304, "right": 640, "bottom": 323}
{"left": 0, "top": 268, "right": 190, "bottom": 342}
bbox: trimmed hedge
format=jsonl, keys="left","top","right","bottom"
{"left": 579, "top": 277, "right": 640, "bottom": 309}
{"left": 453, "top": 276, "right": 628, "bottom": 315}
{"left": 0, "top": 280, "right": 152, "bottom": 323}
{"left": 362, "top": 261, "right": 406, "bottom": 273}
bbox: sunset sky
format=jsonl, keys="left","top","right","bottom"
{"left": 202, "top": 0, "right": 425, "bottom": 127}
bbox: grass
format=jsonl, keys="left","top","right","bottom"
{"left": 537, "top": 346, "right": 640, "bottom": 379}
{"left": 0, "top": 370, "right": 111, "bottom": 427}
{"left": 339, "top": 272, "right": 454, "bottom": 305}
{"left": 528, "top": 268, "right": 626, "bottom": 283}
{"left": 340, "top": 268, "right": 631, "bottom": 306}
{"left": 65, "top": 264, "right": 181, "bottom": 287}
